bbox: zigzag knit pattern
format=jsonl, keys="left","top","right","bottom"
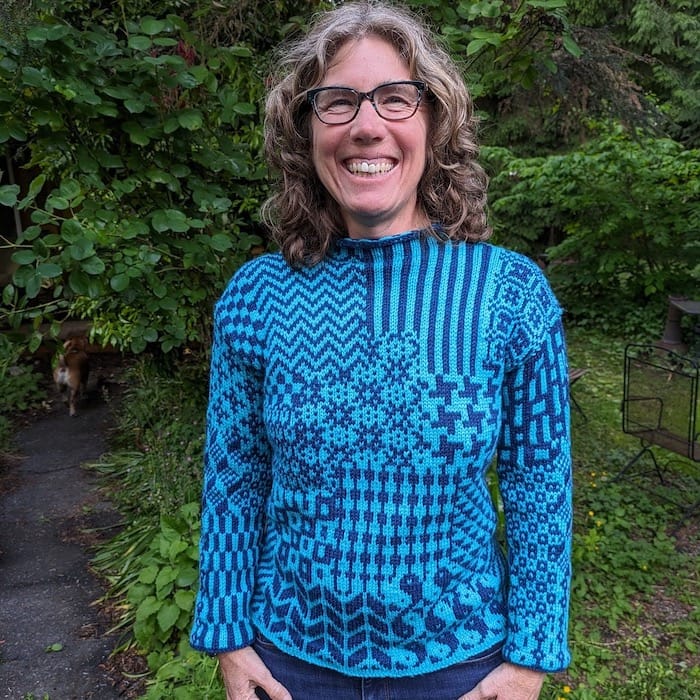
{"left": 190, "top": 230, "right": 572, "bottom": 676}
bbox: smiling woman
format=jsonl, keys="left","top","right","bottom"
{"left": 190, "top": 4, "right": 573, "bottom": 700}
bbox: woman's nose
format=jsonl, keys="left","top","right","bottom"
{"left": 350, "top": 99, "right": 384, "bottom": 138}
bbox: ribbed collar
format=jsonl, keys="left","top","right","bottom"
{"left": 336, "top": 228, "right": 426, "bottom": 251}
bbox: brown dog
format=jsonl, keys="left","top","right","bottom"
{"left": 53, "top": 336, "right": 90, "bottom": 416}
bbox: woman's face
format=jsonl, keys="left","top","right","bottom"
{"left": 310, "top": 35, "right": 430, "bottom": 239}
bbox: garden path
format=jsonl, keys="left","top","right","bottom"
{"left": 0, "top": 370, "right": 124, "bottom": 699}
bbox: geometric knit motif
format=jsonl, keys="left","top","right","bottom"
{"left": 190, "top": 230, "right": 572, "bottom": 675}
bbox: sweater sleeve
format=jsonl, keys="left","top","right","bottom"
{"left": 189, "top": 282, "right": 272, "bottom": 653}
{"left": 496, "top": 314, "right": 573, "bottom": 672}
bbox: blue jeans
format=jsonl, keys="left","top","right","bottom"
{"left": 253, "top": 634, "right": 503, "bottom": 700}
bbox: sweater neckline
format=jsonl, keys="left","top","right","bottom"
{"left": 337, "top": 228, "right": 425, "bottom": 250}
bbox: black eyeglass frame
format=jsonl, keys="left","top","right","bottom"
{"left": 306, "top": 80, "right": 427, "bottom": 125}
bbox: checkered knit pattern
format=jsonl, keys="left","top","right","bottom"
{"left": 190, "top": 230, "right": 572, "bottom": 675}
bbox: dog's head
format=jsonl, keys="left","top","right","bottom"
{"left": 63, "top": 336, "right": 88, "bottom": 353}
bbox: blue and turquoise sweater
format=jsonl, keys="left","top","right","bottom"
{"left": 190, "top": 229, "right": 572, "bottom": 676}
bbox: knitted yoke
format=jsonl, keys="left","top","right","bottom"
{"left": 190, "top": 230, "right": 572, "bottom": 676}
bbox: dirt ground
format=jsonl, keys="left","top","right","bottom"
{"left": 0, "top": 355, "right": 145, "bottom": 699}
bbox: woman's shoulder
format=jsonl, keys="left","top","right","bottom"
{"left": 473, "top": 241, "right": 544, "bottom": 277}
{"left": 220, "top": 251, "right": 289, "bottom": 294}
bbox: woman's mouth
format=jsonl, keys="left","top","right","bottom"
{"left": 346, "top": 160, "right": 395, "bottom": 175}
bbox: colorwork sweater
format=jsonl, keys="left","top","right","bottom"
{"left": 190, "top": 229, "right": 572, "bottom": 676}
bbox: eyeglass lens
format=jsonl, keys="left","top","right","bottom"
{"left": 313, "top": 82, "right": 422, "bottom": 124}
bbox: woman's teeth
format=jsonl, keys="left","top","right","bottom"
{"left": 347, "top": 161, "right": 394, "bottom": 174}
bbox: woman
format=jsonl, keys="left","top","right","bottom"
{"left": 190, "top": 2, "right": 572, "bottom": 699}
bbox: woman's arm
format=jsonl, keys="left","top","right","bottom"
{"left": 496, "top": 318, "right": 573, "bottom": 672}
{"left": 190, "top": 291, "right": 272, "bottom": 653}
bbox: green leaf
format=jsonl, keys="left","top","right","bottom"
{"left": 21, "top": 66, "right": 51, "bottom": 88}
{"left": 26, "top": 174, "right": 47, "bottom": 201}
{"left": 233, "top": 102, "right": 256, "bottom": 116}
{"left": 110, "top": 273, "right": 130, "bottom": 292}
{"left": 68, "top": 240, "right": 95, "bottom": 261}
{"left": 177, "top": 110, "right": 203, "bottom": 131}
{"left": 2, "top": 283, "right": 15, "bottom": 305}
{"left": 68, "top": 270, "right": 90, "bottom": 294}
{"left": 124, "top": 99, "right": 146, "bottom": 114}
{"left": 37, "top": 262, "right": 63, "bottom": 278}
{"left": 12, "top": 250, "right": 36, "bottom": 265}
{"left": 45, "top": 195, "right": 69, "bottom": 212}
{"left": 139, "top": 565, "right": 159, "bottom": 584}
{"left": 0, "top": 184, "right": 19, "bottom": 206}
{"left": 174, "top": 589, "right": 195, "bottom": 611}
{"left": 140, "top": 18, "right": 167, "bottom": 36}
{"left": 45, "top": 643, "right": 64, "bottom": 653}
{"left": 208, "top": 234, "right": 232, "bottom": 252}
{"left": 152, "top": 209, "right": 190, "bottom": 233}
{"left": 156, "top": 602, "right": 180, "bottom": 633}
{"left": 122, "top": 122, "right": 150, "bottom": 146}
{"left": 128, "top": 35, "right": 152, "bottom": 51}
{"left": 58, "top": 179, "right": 82, "bottom": 202}
{"left": 136, "top": 596, "right": 161, "bottom": 620}
{"left": 81, "top": 256, "right": 105, "bottom": 275}
{"left": 121, "top": 220, "right": 149, "bottom": 239}
{"left": 24, "top": 271, "right": 42, "bottom": 299}
{"left": 562, "top": 34, "right": 582, "bottom": 58}
{"left": 467, "top": 39, "right": 489, "bottom": 56}
{"left": 60, "top": 218, "right": 84, "bottom": 242}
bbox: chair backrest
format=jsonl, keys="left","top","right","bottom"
{"left": 622, "top": 344, "right": 699, "bottom": 462}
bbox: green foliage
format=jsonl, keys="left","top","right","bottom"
{"left": 126, "top": 503, "right": 200, "bottom": 656}
{"left": 484, "top": 124, "right": 700, "bottom": 336}
{"left": 568, "top": 0, "right": 700, "bottom": 148}
{"left": 92, "top": 357, "right": 207, "bottom": 515}
{"left": 0, "top": 7, "right": 267, "bottom": 353}
{"left": 0, "top": 334, "right": 45, "bottom": 451}
{"left": 410, "top": 0, "right": 581, "bottom": 96}
{"left": 539, "top": 330, "right": 700, "bottom": 699}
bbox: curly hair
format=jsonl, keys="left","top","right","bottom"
{"left": 261, "top": 0, "right": 491, "bottom": 267}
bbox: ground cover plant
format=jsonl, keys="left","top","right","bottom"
{"left": 85, "top": 328, "right": 700, "bottom": 699}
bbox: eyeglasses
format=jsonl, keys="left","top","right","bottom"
{"left": 307, "top": 80, "right": 426, "bottom": 125}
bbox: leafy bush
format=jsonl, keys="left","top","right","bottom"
{"left": 0, "top": 8, "right": 267, "bottom": 354}
{"left": 0, "top": 334, "right": 45, "bottom": 451}
{"left": 484, "top": 124, "right": 700, "bottom": 337}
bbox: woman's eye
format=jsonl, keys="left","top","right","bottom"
{"left": 326, "top": 98, "right": 354, "bottom": 110}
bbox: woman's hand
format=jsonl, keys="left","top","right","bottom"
{"left": 218, "top": 647, "right": 292, "bottom": 700}
{"left": 458, "top": 662, "right": 545, "bottom": 700}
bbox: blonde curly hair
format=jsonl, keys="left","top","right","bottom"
{"left": 261, "top": 0, "right": 491, "bottom": 267}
